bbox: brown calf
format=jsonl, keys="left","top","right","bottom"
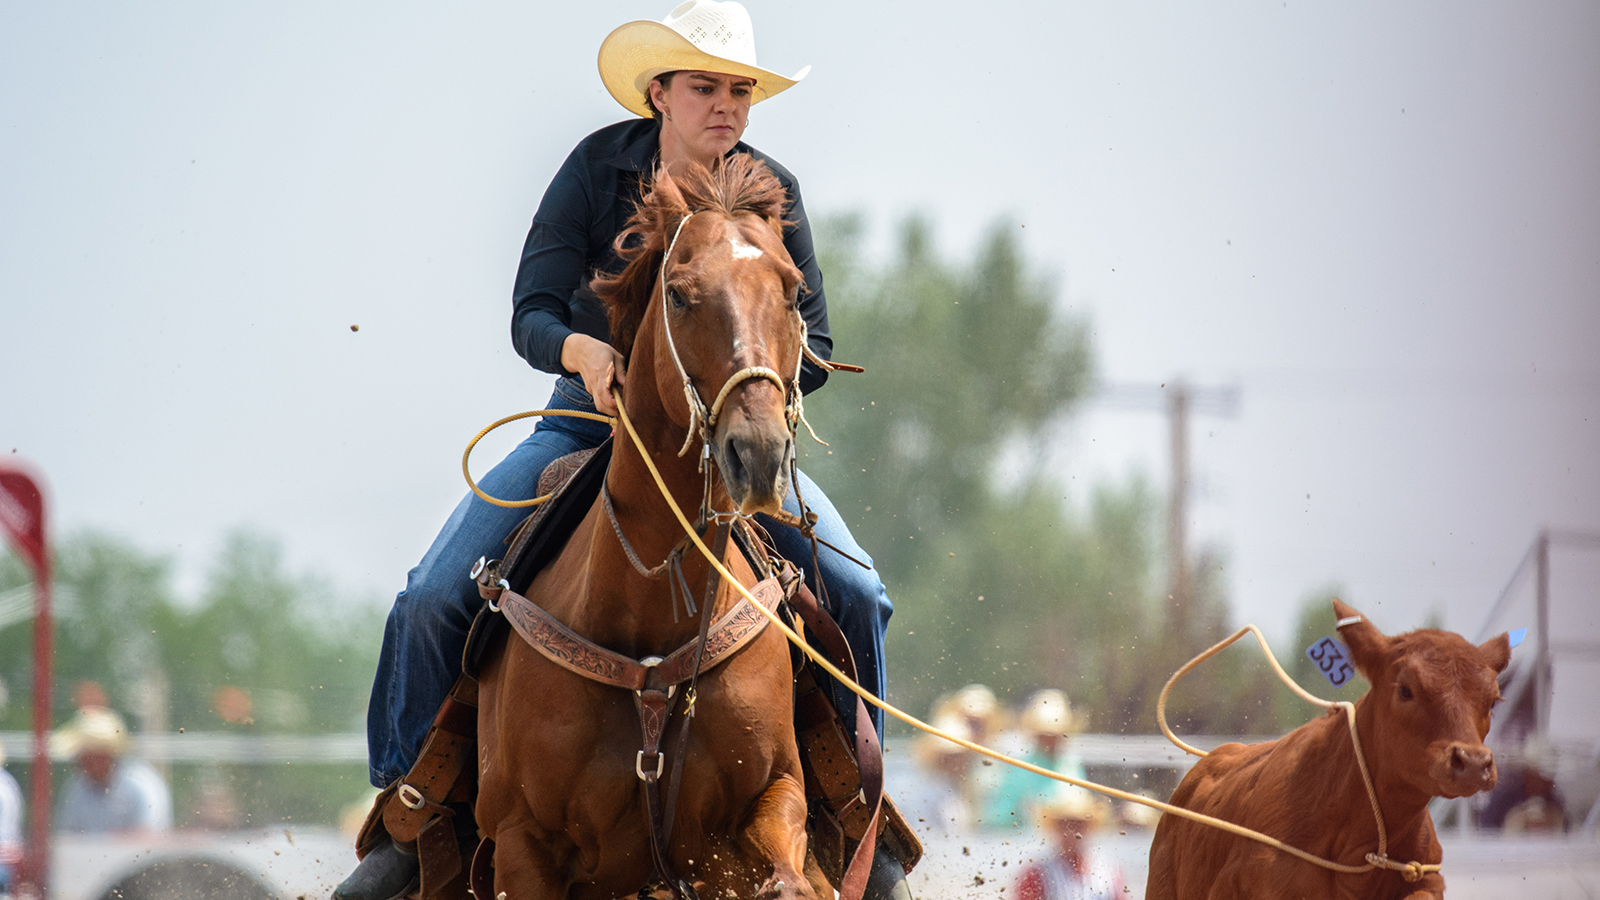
{"left": 1148, "top": 599, "right": 1510, "bottom": 900}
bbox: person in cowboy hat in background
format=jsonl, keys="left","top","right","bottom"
{"left": 52, "top": 705, "right": 172, "bottom": 836}
{"left": 981, "top": 689, "right": 1088, "bottom": 829}
{"left": 0, "top": 737, "right": 23, "bottom": 894}
{"left": 335, "top": 2, "right": 907, "bottom": 898}
{"left": 1011, "top": 786, "right": 1126, "bottom": 900}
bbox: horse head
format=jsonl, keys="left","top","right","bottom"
{"left": 595, "top": 154, "right": 804, "bottom": 517}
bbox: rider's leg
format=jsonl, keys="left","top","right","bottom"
{"left": 758, "top": 467, "right": 893, "bottom": 745}
{"left": 758, "top": 470, "right": 914, "bottom": 900}
{"left": 366, "top": 376, "right": 611, "bottom": 787}
{"left": 338, "top": 380, "right": 609, "bottom": 900}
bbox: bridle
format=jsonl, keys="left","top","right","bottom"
{"left": 599, "top": 209, "right": 814, "bottom": 605}
{"left": 657, "top": 210, "right": 826, "bottom": 461}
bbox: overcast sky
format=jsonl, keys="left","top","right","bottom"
{"left": 3, "top": 3, "right": 1596, "bottom": 696}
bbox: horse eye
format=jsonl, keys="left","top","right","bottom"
{"left": 1398, "top": 684, "right": 1414, "bottom": 701}
{"left": 668, "top": 288, "right": 686, "bottom": 309}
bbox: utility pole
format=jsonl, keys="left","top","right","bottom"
{"left": 1096, "top": 380, "right": 1240, "bottom": 641}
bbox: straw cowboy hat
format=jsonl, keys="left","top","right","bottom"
{"left": 51, "top": 707, "right": 131, "bottom": 758}
{"left": 931, "top": 683, "right": 1001, "bottom": 728}
{"left": 1019, "top": 689, "right": 1089, "bottom": 737}
{"left": 912, "top": 712, "right": 974, "bottom": 769}
{"left": 1035, "top": 786, "right": 1110, "bottom": 830}
{"left": 598, "top": 0, "right": 811, "bottom": 118}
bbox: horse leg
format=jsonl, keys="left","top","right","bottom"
{"left": 489, "top": 819, "right": 564, "bottom": 900}
{"left": 735, "top": 772, "right": 817, "bottom": 900}
{"left": 800, "top": 849, "right": 833, "bottom": 898}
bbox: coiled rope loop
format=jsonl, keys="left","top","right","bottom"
{"left": 460, "top": 408, "right": 616, "bottom": 509}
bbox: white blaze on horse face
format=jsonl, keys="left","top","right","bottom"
{"left": 728, "top": 234, "right": 764, "bottom": 260}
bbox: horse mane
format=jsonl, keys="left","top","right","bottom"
{"left": 591, "top": 153, "right": 791, "bottom": 362}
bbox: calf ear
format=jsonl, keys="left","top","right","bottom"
{"left": 1332, "top": 599, "right": 1390, "bottom": 680}
{"left": 1478, "top": 633, "right": 1512, "bottom": 674}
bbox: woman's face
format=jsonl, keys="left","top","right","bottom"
{"left": 653, "top": 70, "right": 754, "bottom": 165}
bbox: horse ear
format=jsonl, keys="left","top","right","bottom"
{"left": 1332, "top": 599, "right": 1391, "bottom": 681}
{"left": 649, "top": 166, "right": 688, "bottom": 225}
{"left": 1478, "top": 633, "right": 1512, "bottom": 674}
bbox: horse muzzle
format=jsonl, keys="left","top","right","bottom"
{"left": 711, "top": 409, "right": 794, "bottom": 517}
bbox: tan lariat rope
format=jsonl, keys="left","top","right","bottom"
{"left": 457, "top": 397, "right": 1440, "bottom": 883}
{"left": 600, "top": 390, "right": 1444, "bottom": 885}
{"left": 462, "top": 408, "right": 618, "bottom": 508}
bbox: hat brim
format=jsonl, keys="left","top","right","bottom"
{"left": 1035, "top": 794, "right": 1110, "bottom": 829}
{"left": 598, "top": 20, "right": 810, "bottom": 118}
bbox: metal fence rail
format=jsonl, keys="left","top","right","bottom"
{"left": 3, "top": 730, "right": 1241, "bottom": 768}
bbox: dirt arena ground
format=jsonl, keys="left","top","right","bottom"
{"left": 905, "top": 828, "right": 1600, "bottom": 899}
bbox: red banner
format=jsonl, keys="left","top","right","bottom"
{"left": 0, "top": 460, "right": 52, "bottom": 898}
{"left": 0, "top": 463, "right": 49, "bottom": 578}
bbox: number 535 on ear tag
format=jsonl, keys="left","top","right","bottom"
{"left": 1306, "top": 636, "right": 1355, "bottom": 688}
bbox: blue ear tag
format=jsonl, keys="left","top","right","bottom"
{"left": 1508, "top": 628, "right": 1527, "bottom": 649}
{"left": 1306, "top": 636, "right": 1356, "bottom": 688}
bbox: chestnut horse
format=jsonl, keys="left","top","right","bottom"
{"left": 474, "top": 156, "right": 827, "bottom": 899}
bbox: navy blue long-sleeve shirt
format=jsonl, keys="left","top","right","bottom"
{"left": 511, "top": 118, "right": 833, "bottom": 394}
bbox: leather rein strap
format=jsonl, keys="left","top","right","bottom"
{"left": 786, "top": 580, "right": 885, "bottom": 900}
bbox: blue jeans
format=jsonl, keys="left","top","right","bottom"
{"left": 366, "top": 377, "right": 894, "bottom": 787}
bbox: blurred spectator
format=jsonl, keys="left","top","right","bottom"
{"left": 71, "top": 680, "right": 108, "bottom": 711}
{"left": 190, "top": 767, "right": 242, "bottom": 830}
{"left": 913, "top": 712, "right": 977, "bottom": 835}
{"left": 1481, "top": 735, "right": 1567, "bottom": 833}
{"left": 934, "top": 684, "right": 1003, "bottom": 821}
{"left": 934, "top": 684, "right": 1002, "bottom": 747}
{"left": 1116, "top": 792, "right": 1163, "bottom": 831}
{"left": 982, "top": 689, "right": 1087, "bottom": 829}
{"left": 53, "top": 707, "right": 173, "bottom": 835}
{"left": 0, "top": 741, "right": 23, "bottom": 895}
{"left": 1012, "top": 786, "right": 1126, "bottom": 900}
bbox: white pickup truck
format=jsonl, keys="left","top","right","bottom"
{"left": 49, "top": 827, "right": 351, "bottom": 900}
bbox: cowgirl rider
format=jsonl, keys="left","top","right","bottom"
{"left": 334, "top": 3, "right": 907, "bottom": 898}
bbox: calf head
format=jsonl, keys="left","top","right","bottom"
{"left": 1333, "top": 599, "right": 1511, "bottom": 800}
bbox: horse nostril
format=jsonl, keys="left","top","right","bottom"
{"left": 724, "top": 442, "right": 746, "bottom": 485}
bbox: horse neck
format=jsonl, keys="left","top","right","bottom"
{"left": 574, "top": 330, "right": 733, "bottom": 655}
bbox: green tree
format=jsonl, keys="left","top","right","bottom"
{"left": 1, "top": 530, "right": 382, "bottom": 826}
{"left": 804, "top": 214, "right": 1290, "bottom": 737}
{"left": 0, "top": 531, "right": 172, "bottom": 727}
{"left": 803, "top": 215, "right": 1095, "bottom": 719}
{"left": 1146, "top": 547, "right": 1292, "bottom": 738}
